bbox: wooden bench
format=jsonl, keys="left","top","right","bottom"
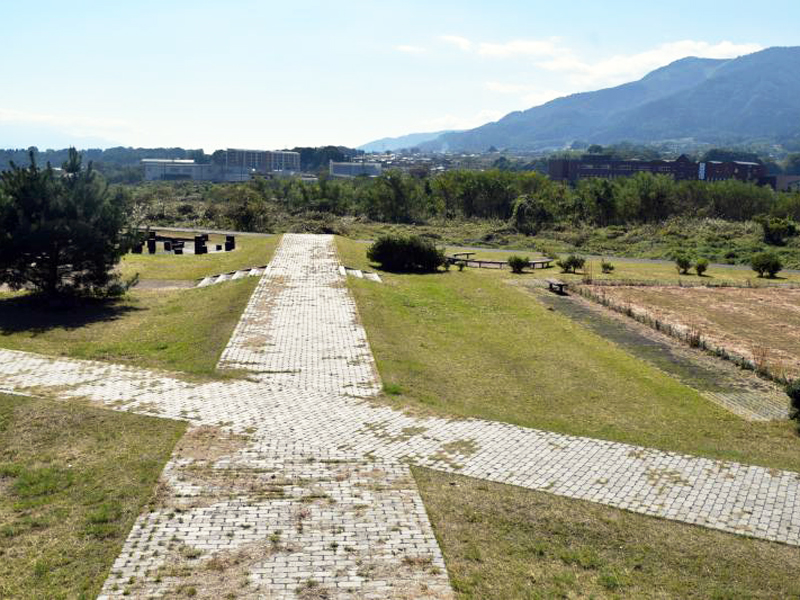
{"left": 546, "top": 279, "right": 567, "bottom": 294}
{"left": 529, "top": 258, "right": 553, "bottom": 270}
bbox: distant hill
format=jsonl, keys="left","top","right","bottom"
{"left": 419, "top": 47, "right": 800, "bottom": 152}
{"left": 358, "top": 130, "right": 461, "bottom": 152}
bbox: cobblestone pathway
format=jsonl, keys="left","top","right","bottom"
{"left": 1, "top": 234, "right": 800, "bottom": 598}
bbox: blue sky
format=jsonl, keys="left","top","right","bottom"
{"left": 1, "top": 0, "right": 797, "bottom": 151}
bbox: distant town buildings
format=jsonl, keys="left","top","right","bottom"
{"left": 548, "top": 154, "right": 767, "bottom": 184}
{"left": 142, "top": 148, "right": 300, "bottom": 182}
{"left": 329, "top": 160, "right": 382, "bottom": 178}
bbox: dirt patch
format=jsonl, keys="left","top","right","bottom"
{"left": 587, "top": 286, "right": 800, "bottom": 379}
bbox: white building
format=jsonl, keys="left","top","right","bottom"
{"left": 142, "top": 159, "right": 220, "bottom": 181}
{"left": 329, "top": 160, "right": 382, "bottom": 178}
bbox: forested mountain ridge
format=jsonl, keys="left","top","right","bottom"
{"left": 420, "top": 47, "right": 800, "bottom": 152}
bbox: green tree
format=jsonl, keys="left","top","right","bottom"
{"left": 0, "top": 149, "right": 132, "bottom": 296}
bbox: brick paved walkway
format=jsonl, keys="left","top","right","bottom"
{"left": 1, "top": 234, "right": 799, "bottom": 598}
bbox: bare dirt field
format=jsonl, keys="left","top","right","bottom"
{"left": 585, "top": 285, "right": 800, "bottom": 379}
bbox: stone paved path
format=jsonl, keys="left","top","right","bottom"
{"left": 1, "top": 234, "right": 800, "bottom": 597}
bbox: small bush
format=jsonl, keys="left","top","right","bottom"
{"left": 695, "top": 258, "right": 709, "bottom": 276}
{"left": 507, "top": 255, "right": 529, "bottom": 274}
{"left": 366, "top": 234, "right": 444, "bottom": 273}
{"left": 759, "top": 216, "right": 797, "bottom": 246}
{"left": 600, "top": 260, "right": 614, "bottom": 274}
{"left": 751, "top": 252, "right": 783, "bottom": 278}
{"left": 787, "top": 380, "right": 800, "bottom": 422}
{"left": 557, "top": 254, "right": 585, "bottom": 273}
{"left": 675, "top": 254, "right": 692, "bottom": 274}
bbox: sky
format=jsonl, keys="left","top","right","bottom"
{"left": 1, "top": 0, "right": 798, "bottom": 151}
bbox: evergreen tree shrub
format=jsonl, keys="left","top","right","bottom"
{"left": 366, "top": 234, "right": 444, "bottom": 273}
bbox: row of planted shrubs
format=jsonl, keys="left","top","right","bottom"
{"left": 367, "top": 234, "right": 788, "bottom": 280}
{"left": 675, "top": 252, "right": 784, "bottom": 278}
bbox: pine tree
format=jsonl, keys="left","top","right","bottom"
{"left": 0, "top": 148, "right": 133, "bottom": 296}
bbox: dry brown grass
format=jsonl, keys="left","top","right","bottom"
{"left": 588, "top": 285, "right": 800, "bottom": 378}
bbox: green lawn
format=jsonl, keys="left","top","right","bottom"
{"left": 0, "top": 394, "right": 184, "bottom": 599}
{"left": 415, "top": 468, "right": 800, "bottom": 599}
{"left": 337, "top": 236, "right": 800, "bottom": 472}
{"left": 0, "top": 235, "right": 280, "bottom": 375}
{"left": 0, "top": 280, "right": 258, "bottom": 376}
{"left": 119, "top": 232, "right": 279, "bottom": 280}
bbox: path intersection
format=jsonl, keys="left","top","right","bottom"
{"left": 0, "top": 234, "right": 799, "bottom": 598}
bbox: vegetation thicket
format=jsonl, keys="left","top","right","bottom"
{"left": 121, "top": 167, "right": 800, "bottom": 267}
{"left": 0, "top": 149, "right": 134, "bottom": 297}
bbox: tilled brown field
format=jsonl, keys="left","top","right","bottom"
{"left": 585, "top": 285, "right": 800, "bottom": 379}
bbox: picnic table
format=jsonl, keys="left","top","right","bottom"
{"left": 546, "top": 278, "right": 568, "bottom": 294}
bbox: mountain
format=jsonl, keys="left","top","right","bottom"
{"left": 420, "top": 47, "right": 800, "bottom": 152}
{"left": 358, "top": 130, "right": 460, "bottom": 152}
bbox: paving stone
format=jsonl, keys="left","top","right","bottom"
{"left": 1, "top": 233, "right": 799, "bottom": 598}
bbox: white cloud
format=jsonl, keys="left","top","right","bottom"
{"left": 536, "top": 40, "right": 763, "bottom": 87}
{"left": 440, "top": 35, "right": 472, "bottom": 52}
{"left": 478, "top": 38, "right": 562, "bottom": 58}
{"left": 395, "top": 44, "right": 426, "bottom": 54}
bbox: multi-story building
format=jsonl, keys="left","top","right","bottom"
{"left": 142, "top": 159, "right": 220, "bottom": 181}
{"left": 548, "top": 154, "right": 766, "bottom": 184}
{"left": 143, "top": 148, "right": 301, "bottom": 181}
{"left": 224, "top": 148, "right": 300, "bottom": 175}
{"left": 329, "top": 160, "right": 382, "bottom": 178}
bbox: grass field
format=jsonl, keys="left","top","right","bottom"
{"left": 587, "top": 285, "right": 800, "bottom": 379}
{"left": 441, "top": 245, "right": 800, "bottom": 285}
{"left": 414, "top": 468, "right": 800, "bottom": 599}
{"left": 119, "top": 232, "right": 279, "bottom": 281}
{"left": 0, "top": 279, "right": 258, "bottom": 376}
{"left": 0, "top": 234, "right": 279, "bottom": 375}
{"left": 0, "top": 394, "right": 184, "bottom": 599}
{"left": 337, "top": 236, "right": 800, "bottom": 472}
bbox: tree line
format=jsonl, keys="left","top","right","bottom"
{"left": 152, "top": 169, "right": 800, "bottom": 234}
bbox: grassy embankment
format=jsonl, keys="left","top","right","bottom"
{"left": 415, "top": 468, "right": 800, "bottom": 599}
{"left": 0, "top": 394, "right": 184, "bottom": 599}
{"left": 0, "top": 234, "right": 280, "bottom": 375}
{"left": 343, "top": 217, "right": 800, "bottom": 270}
{"left": 337, "top": 236, "right": 800, "bottom": 472}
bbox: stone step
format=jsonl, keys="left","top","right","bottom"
{"left": 214, "top": 274, "right": 230, "bottom": 285}
{"left": 363, "top": 272, "right": 382, "bottom": 283}
{"left": 197, "top": 276, "right": 215, "bottom": 288}
{"left": 231, "top": 270, "right": 248, "bottom": 280}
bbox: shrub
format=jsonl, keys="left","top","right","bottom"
{"left": 759, "top": 216, "right": 797, "bottom": 246}
{"left": 675, "top": 254, "right": 692, "bottom": 274}
{"left": 507, "top": 255, "right": 529, "bottom": 274}
{"left": 600, "top": 260, "right": 614, "bottom": 274}
{"left": 366, "top": 234, "right": 444, "bottom": 273}
{"left": 695, "top": 258, "right": 709, "bottom": 276}
{"left": 787, "top": 380, "right": 800, "bottom": 421}
{"left": 751, "top": 252, "right": 783, "bottom": 278}
{"left": 557, "top": 254, "right": 585, "bottom": 273}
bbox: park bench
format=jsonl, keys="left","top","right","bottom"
{"left": 546, "top": 278, "right": 567, "bottom": 294}
{"left": 528, "top": 258, "right": 553, "bottom": 270}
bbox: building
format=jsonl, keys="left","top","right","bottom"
{"left": 142, "top": 159, "right": 221, "bottom": 182}
{"left": 142, "top": 148, "right": 302, "bottom": 182}
{"left": 224, "top": 149, "right": 300, "bottom": 175}
{"left": 548, "top": 154, "right": 767, "bottom": 184}
{"left": 329, "top": 160, "right": 382, "bottom": 178}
